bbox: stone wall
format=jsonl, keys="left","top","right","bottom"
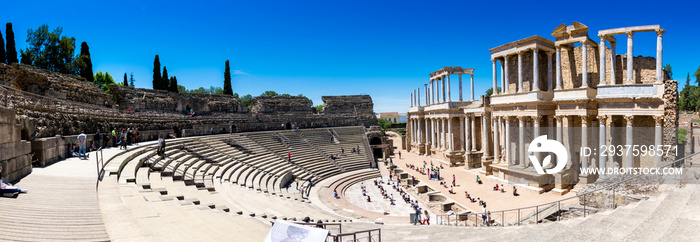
{"left": 251, "top": 96, "right": 311, "bottom": 113}
{"left": 663, "top": 79, "right": 679, "bottom": 161}
{"left": 0, "top": 63, "right": 111, "bottom": 106}
{"left": 560, "top": 45, "right": 608, "bottom": 89}
{"left": 621, "top": 55, "right": 658, "bottom": 84}
{"left": 679, "top": 112, "right": 699, "bottom": 125}
{"left": 0, "top": 107, "right": 32, "bottom": 183}
{"left": 110, "top": 85, "right": 247, "bottom": 114}
{"left": 322, "top": 95, "right": 377, "bottom": 126}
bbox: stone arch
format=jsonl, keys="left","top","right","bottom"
{"left": 369, "top": 137, "right": 382, "bottom": 145}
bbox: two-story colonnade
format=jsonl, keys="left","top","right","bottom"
{"left": 406, "top": 22, "right": 678, "bottom": 194}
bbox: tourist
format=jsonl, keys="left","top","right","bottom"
{"left": 95, "top": 129, "right": 101, "bottom": 148}
{"left": 256, "top": 112, "right": 260, "bottom": 122}
{"left": 340, "top": 147, "right": 344, "bottom": 154}
{"left": 210, "top": 127, "right": 214, "bottom": 134}
{"left": 157, "top": 135, "right": 166, "bottom": 156}
{"left": 30, "top": 153, "right": 39, "bottom": 167}
{"left": 449, "top": 187, "right": 455, "bottom": 194}
{"left": 487, "top": 212, "right": 492, "bottom": 226}
{"left": 120, "top": 129, "right": 128, "bottom": 150}
{"left": 452, "top": 174, "right": 456, "bottom": 187}
{"left": 356, "top": 145, "right": 360, "bottom": 152}
{"left": 513, "top": 186, "right": 519, "bottom": 196}
{"left": 287, "top": 152, "right": 292, "bottom": 163}
{"left": 181, "top": 128, "right": 186, "bottom": 138}
{"left": 316, "top": 220, "right": 323, "bottom": 229}
{"left": 476, "top": 175, "right": 483, "bottom": 184}
{"left": 414, "top": 207, "right": 421, "bottom": 225}
{"left": 398, "top": 151, "right": 401, "bottom": 159}
{"left": 111, "top": 129, "right": 117, "bottom": 147}
{"left": 1, "top": 164, "right": 28, "bottom": 195}
{"left": 68, "top": 144, "right": 79, "bottom": 157}
{"left": 90, "top": 141, "right": 99, "bottom": 152}
{"left": 308, "top": 177, "right": 314, "bottom": 187}
{"left": 333, "top": 189, "right": 338, "bottom": 198}
{"left": 423, "top": 209, "right": 430, "bottom": 225}
{"left": 295, "top": 178, "right": 299, "bottom": 190}
{"left": 482, "top": 205, "right": 487, "bottom": 226}
{"left": 77, "top": 131, "right": 87, "bottom": 159}
{"left": 493, "top": 184, "right": 499, "bottom": 191}
{"left": 134, "top": 128, "right": 139, "bottom": 145}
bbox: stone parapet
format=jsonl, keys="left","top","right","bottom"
{"left": 0, "top": 106, "right": 32, "bottom": 183}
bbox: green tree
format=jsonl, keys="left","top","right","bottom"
{"left": 169, "top": 76, "right": 178, "bottom": 93}
{"left": 177, "top": 85, "right": 187, "bottom": 94}
{"left": 5, "top": 23, "right": 18, "bottom": 64}
{"left": 19, "top": 50, "right": 31, "bottom": 64}
{"left": 77, "top": 42, "right": 94, "bottom": 82}
{"left": 23, "top": 25, "right": 77, "bottom": 74}
{"left": 298, "top": 94, "right": 312, "bottom": 106}
{"left": 153, "top": 55, "right": 161, "bottom": 90}
{"left": 485, "top": 87, "right": 501, "bottom": 97}
{"left": 123, "top": 73, "right": 128, "bottom": 86}
{"left": 663, "top": 64, "right": 672, "bottom": 80}
{"left": 93, "top": 71, "right": 115, "bottom": 92}
{"left": 129, "top": 73, "right": 135, "bottom": 87}
{"left": 0, "top": 29, "right": 5, "bottom": 63}
{"left": 161, "top": 66, "right": 168, "bottom": 90}
{"left": 377, "top": 118, "right": 391, "bottom": 131}
{"left": 695, "top": 65, "right": 700, "bottom": 86}
{"left": 314, "top": 104, "right": 324, "bottom": 113}
{"left": 261, "top": 90, "right": 279, "bottom": 96}
{"left": 223, "top": 60, "right": 233, "bottom": 95}
{"left": 239, "top": 94, "right": 253, "bottom": 109}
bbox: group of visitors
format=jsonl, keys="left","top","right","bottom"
{"left": 94, "top": 128, "right": 140, "bottom": 150}
{"left": 412, "top": 204, "right": 430, "bottom": 225}
{"left": 0, "top": 164, "right": 28, "bottom": 196}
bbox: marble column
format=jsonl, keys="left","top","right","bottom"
{"left": 448, "top": 118, "right": 453, "bottom": 151}
{"left": 598, "top": 115, "right": 607, "bottom": 177}
{"left": 505, "top": 117, "right": 511, "bottom": 165}
{"left": 425, "top": 118, "right": 431, "bottom": 147}
{"left": 556, "top": 116, "right": 563, "bottom": 143}
{"left": 424, "top": 84, "right": 429, "bottom": 105}
{"left": 442, "top": 76, "right": 446, "bottom": 103}
{"left": 555, "top": 47, "right": 562, "bottom": 90}
{"left": 624, "top": 115, "right": 634, "bottom": 168}
{"left": 432, "top": 119, "right": 437, "bottom": 149}
{"left": 431, "top": 80, "right": 436, "bottom": 104}
{"left": 418, "top": 119, "right": 422, "bottom": 144}
{"left": 466, "top": 115, "right": 472, "bottom": 152}
{"left": 582, "top": 41, "right": 589, "bottom": 88}
{"left": 654, "top": 116, "right": 663, "bottom": 166}
{"left": 547, "top": 52, "right": 553, "bottom": 91}
{"left": 470, "top": 74, "right": 475, "bottom": 101}
{"left": 492, "top": 59, "right": 498, "bottom": 94}
{"left": 518, "top": 52, "right": 523, "bottom": 92}
{"left": 436, "top": 79, "right": 441, "bottom": 103}
{"left": 533, "top": 116, "right": 541, "bottom": 168}
{"left": 471, "top": 114, "right": 477, "bottom": 152}
{"left": 446, "top": 74, "right": 451, "bottom": 102}
{"left": 410, "top": 92, "right": 413, "bottom": 107}
{"left": 482, "top": 114, "right": 489, "bottom": 156}
{"left": 518, "top": 116, "right": 526, "bottom": 168}
{"left": 493, "top": 117, "right": 500, "bottom": 162}
{"left": 656, "top": 30, "right": 664, "bottom": 83}
{"left": 599, "top": 36, "right": 607, "bottom": 86}
{"left": 417, "top": 88, "right": 421, "bottom": 106}
{"left": 611, "top": 41, "right": 617, "bottom": 85}
{"left": 626, "top": 32, "right": 634, "bottom": 84}
{"left": 501, "top": 58, "right": 507, "bottom": 94}
{"left": 442, "top": 118, "right": 447, "bottom": 150}
{"left": 459, "top": 117, "right": 465, "bottom": 151}
{"left": 504, "top": 56, "right": 510, "bottom": 93}
{"left": 533, "top": 48, "right": 540, "bottom": 91}
{"left": 581, "top": 116, "right": 589, "bottom": 169}
{"left": 459, "top": 74, "right": 463, "bottom": 102}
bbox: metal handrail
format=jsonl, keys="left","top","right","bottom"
{"left": 329, "top": 228, "right": 381, "bottom": 242}
{"left": 95, "top": 148, "right": 104, "bottom": 180}
{"left": 434, "top": 151, "right": 698, "bottom": 226}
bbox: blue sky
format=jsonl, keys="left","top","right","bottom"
{"left": 2, "top": 0, "right": 699, "bottom": 113}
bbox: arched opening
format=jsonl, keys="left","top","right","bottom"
{"left": 21, "top": 125, "right": 30, "bottom": 141}
{"left": 369, "top": 137, "right": 382, "bottom": 145}
{"left": 285, "top": 122, "right": 292, "bottom": 130}
{"left": 373, "top": 148, "right": 383, "bottom": 159}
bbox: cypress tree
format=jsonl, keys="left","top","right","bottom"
{"left": 162, "top": 66, "right": 168, "bottom": 90}
{"left": 5, "top": 23, "right": 18, "bottom": 64}
{"left": 153, "top": 55, "right": 161, "bottom": 90}
{"left": 169, "top": 76, "right": 178, "bottom": 93}
{"left": 20, "top": 50, "right": 31, "bottom": 64}
{"left": 123, "top": 73, "right": 129, "bottom": 86}
{"left": 0, "top": 29, "right": 5, "bottom": 64}
{"left": 78, "top": 42, "right": 94, "bottom": 82}
{"left": 223, "top": 60, "right": 233, "bottom": 95}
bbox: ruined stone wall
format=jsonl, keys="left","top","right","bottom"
{"left": 504, "top": 51, "right": 556, "bottom": 92}
{"left": 322, "top": 95, "right": 377, "bottom": 126}
{"left": 0, "top": 107, "right": 32, "bottom": 183}
{"left": 0, "top": 63, "right": 110, "bottom": 106}
{"left": 560, "top": 45, "right": 608, "bottom": 89}
{"left": 621, "top": 55, "right": 658, "bottom": 84}
{"left": 110, "top": 85, "right": 247, "bottom": 114}
{"left": 663, "top": 79, "right": 679, "bottom": 161}
{"left": 251, "top": 96, "right": 311, "bottom": 114}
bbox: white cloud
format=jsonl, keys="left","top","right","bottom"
{"left": 233, "top": 70, "right": 250, "bottom": 75}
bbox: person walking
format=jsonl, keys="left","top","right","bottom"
{"left": 423, "top": 209, "right": 430, "bottom": 225}
{"left": 453, "top": 174, "right": 456, "bottom": 187}
{"left": 414, "top": 207, "right": 421, "bottom": 225}
{"left": 77, "top": 131, "right": 87, "bottom": 159}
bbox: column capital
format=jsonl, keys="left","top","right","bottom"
{"left": 598, "top": 34, "right": 606, "bottom": 39}
{"left": 653, "top": 115, "right": 664, "bottom": 125}
{"left": 656, "top": 29, "right": 665, "bottom": 37}
{"left": 597, "top": 115, "right": 608, "bottom": 123}
{"left": 623, "top": 115, "right": 634, "bottom": 124}
{"left": 517, "top": 116, "right": 528, "bottom": 122}
{"left": 580, "top": 115, "right": 589, "bottom": 125}
{"left": 532, "top": 116, "right": 542, "bottom": 123}
{"left": 626, "top": 31, "right": 634, "bottom": 38}
{"left": 580, "top": 40, "right": 588, "bottom": 46}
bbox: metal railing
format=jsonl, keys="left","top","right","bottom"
{"left": 95, "top": 148, "right": 104, "bottom": 179}
{"left": 435, "top": 151, "right": 698, "bottom": 227}
{"left": 274, "top": 222, "right": 381, "bottom": 242}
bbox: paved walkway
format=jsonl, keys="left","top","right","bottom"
{"left": 0, "top": 146, "right": 127, "bottom": 241}
{"left": 388, "top": 132, "right": 576, "bottom": 214}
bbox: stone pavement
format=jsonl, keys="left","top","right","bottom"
{"left": 0, "top": 146, "right": 127, "bottom": 241}
{"left": 345, "top": 178, "right": 419, "bottom": 217}
{"left": 387, "top": 131, "right": 576, "bottom": 214}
